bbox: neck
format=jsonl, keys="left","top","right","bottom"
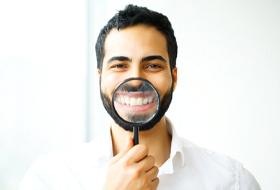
{"left": 111, "top": 116, "right": 172, "bottom": 167}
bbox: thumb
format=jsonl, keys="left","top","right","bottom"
{"left": 110, "top": 136, "right": 134, "bottom": 164}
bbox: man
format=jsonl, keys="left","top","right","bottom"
{"left": 20, "top": 4, "right": 261, "bottom": 189}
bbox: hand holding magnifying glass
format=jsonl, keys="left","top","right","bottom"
{"left": 112, "top": 77, "right": 160, "bottom": 145}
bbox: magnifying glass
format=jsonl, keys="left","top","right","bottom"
{"left": 112, "top": 77, "right": 160, "bottom": 145}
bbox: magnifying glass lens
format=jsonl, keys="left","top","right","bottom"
{"left": 112, "top": 78, "right": 159, "bottom": 124}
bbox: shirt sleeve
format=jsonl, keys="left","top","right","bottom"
{"left": 237, "top": 162, "right": 261, "bottom": 190}
{"left": 19, "top": 156, "right": 51, "bottom": 190}
{"left": 19, "top": 154, "right": 88, "bottom": 190}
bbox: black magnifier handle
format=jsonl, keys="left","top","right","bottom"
{"left": 133, "top": 126, "right": 139, "bottom": 145}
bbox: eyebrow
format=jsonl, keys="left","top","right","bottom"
{"left": 141, "top": 55, "right": 167, "bottom": 63}
{"left": 107, "top": 56, "right": 132, "bottom": 64}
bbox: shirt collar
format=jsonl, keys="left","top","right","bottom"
{"left": 104, "top": 124, "right": 114, "bottom": 161}
{"left": 167, "top": 117, "right": 185, "bottom": 166}
{"left": 159, "top": 117, "right": 185, "bottom": 175}
{"left": 89, "top": 123, "right": 113, "bottom": 164}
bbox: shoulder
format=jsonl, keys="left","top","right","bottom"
{"left": 180, "top": 137, "right": 237, "bottom": 168}
{"left": 179, "top": 137, "right": 261, "bottom": 189}
{"left": 20, "top": 135, "right": 110, "bottom": 189}
{"left": 31, "top": 134, "right": 110, "bottom": 170}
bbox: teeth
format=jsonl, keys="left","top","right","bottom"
{"left": 116, "top": 96, "right": 155, "bottom": 106}
{"left": 137, "top": 98, "right": 143, "bottom": 105}
{"left": 125, "top": 97, "right": 130, "bottom": 105}
{"left": 130, "top": 98, "right": 136, "bottom": 106}
{"left": 143, "top": 98, "right": 148, "bottom": 105}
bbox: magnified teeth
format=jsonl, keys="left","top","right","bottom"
{"left": 116, "top": 96, "right": 155, "bottom": 106}
{"left": 143, "top": 98, "right": 148, "bottom": 105}
{"left": 125, "top": 97, "right": 130, "bottom": 105}
{"left": 130, "top": 98, "right": 136, "bottom": 106}
{"left": 137, "top": 98, "right": 143, "bottom": 105}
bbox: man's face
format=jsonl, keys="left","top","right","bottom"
{"left": 99, "top": 24, "right": 177, "bottom": 131}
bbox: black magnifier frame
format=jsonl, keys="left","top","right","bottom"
{"left": 112, "top": 77, "right": 161, "bottom": 145}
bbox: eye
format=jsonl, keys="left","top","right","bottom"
{"left": 109, "top": 63, "right": 129, "bottom": 72}
{"left": 147, "top": 64, "right": 161, "bottom": 68}
{"left": 111, "top": 63, "right": 128, "bottom": 69}
{"left": 145, "top": 64, "right": 163, "bottom": 71}
{"left": 113, "top": 64, "right": 126, "bottom": 68}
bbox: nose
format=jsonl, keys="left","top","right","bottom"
{"left": 124, "top": 64, "right": 148, "bottom": 87}
{"left": 129, "top": 78, "right": 144, "bottom": 87}
{"left": 130, "top": 64, "right": 147, "bottom": 85}
{"left": 130, "top": 65, "right": 143, "bottom": 79}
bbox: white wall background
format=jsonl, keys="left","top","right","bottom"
{"left": 0, "top": 0, "right": 87, "bottom": 189}
{"left": 89, "top": 1, "right": 280, "bottom": 190}
{"left": 0, "top": 0, "right": 279, "bottom": 189}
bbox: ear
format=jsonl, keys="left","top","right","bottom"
{"left": 172, "top": 67, "right": 178, "bottom": 92}
{"left": 98, "top": 69, "right": 101, "bottom": 83}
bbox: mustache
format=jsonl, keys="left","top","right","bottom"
{"left": 117, "top": 83, "right": 151, "bottom": 92}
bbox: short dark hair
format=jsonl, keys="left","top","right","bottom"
{"left": 95, "top": 4, "right": 178, "bottom": 72}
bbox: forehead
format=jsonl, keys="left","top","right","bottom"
{"left": 103, "top": 24, "right": 169, "bottom": 62}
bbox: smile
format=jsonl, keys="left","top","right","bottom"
{"left": 114, "top": 92, "right": 157, "bottom": 106}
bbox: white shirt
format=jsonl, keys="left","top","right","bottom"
{"left": 20, "top": 118, "right": 261, "bottom": 189}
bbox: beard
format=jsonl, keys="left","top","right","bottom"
{"left": 100, "top": 83, "right": 173, "bottom": 132}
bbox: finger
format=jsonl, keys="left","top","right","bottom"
{"left": 146, "top": 166, "right": 159, "bottom": 183}
{"left": 151, "top": 177, "right": 159, "bottom": 190}
{"left": 110, "top": 136, "right": 134, "bottom": 165}
{"left": 137, "top": 155, "right": 155, "bottom": 172}
{"left": 124, "top": 144, "right": 149, "bottom": 163}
